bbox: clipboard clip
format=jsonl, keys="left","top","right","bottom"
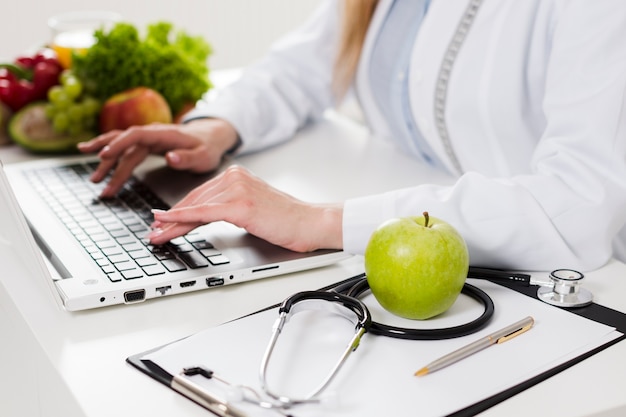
{"left": 171, "top": 366, "right": 249, "bottom": 417}
{"left": 172, "top": 365, "right": 312, "bottom": 417}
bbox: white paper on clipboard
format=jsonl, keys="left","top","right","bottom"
{"left": 140, "top": 279, "right": 622, "bottom": 416}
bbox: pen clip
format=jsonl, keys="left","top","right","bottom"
{"left": 496, "top": 320, "right": 534, "bottom": 344}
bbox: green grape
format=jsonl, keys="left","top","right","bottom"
{"left": 59, "top": 69, "right": 75, "bottom": 86}
{"left": 50, "top": 90, "right": 71, "bottom": 110}
{"left": 47, "top": 85, "right": 64, "bottom": 103}
{"left": 46, "top": 69, "right": 101, "bottom": 137}
{"left": 64, "top": 78, "right": 83, "bottom": 100}
{"left": 82, "top": 96, "right": 101, "bottom": 115}
{"left": 44, "top": 103, "right": 57, "bottom": 119}
{"left": 67, "top": 104, "right": 84, "bottom": 123}
{"left": 67, "top": 123, "right": 82, "bottom": 137}
{"left": 52, "top": 113, "right": 70, "bottom": 133}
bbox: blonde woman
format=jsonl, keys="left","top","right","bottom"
{"left": 79, "top": 0, "right": 626, "bottom": 271}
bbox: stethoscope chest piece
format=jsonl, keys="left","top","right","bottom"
{"left": 537, "top": 269, "right": 592, "bottom": 308}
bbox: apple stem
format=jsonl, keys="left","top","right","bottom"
{"left": 423, "top": 211, "right": 430, "bottom": 228}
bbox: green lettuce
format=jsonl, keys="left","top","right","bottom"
{"left": 72, "top": 21, "right": 212, "bottom": 115}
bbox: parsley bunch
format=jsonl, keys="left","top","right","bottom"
{"left": 72, "top": 21, "right": 212, "bottom": 115}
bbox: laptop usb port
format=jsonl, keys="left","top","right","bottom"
{"left": 206, "top": 277, "right": 225, "bottom": 287}
{"left": 180, "top": 280, "right": 197, "bottom": 288}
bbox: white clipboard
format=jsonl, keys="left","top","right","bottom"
{"left": 128, "top": 278, "right": 624, "bottom": 416}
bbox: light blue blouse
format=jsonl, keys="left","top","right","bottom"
{"left": 369, "top": 0, "right": 442, "bottom": 167}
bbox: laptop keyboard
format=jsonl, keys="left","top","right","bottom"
{"left": 24, "top": 161, "right": 230, "bottom": 283}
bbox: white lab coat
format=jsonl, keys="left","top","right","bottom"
{"left": 187, "top": 0, "right": 626, "bottom": 271}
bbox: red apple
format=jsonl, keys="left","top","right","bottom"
{"left": 99, "top": 87, "right": 172, "bottom": 133}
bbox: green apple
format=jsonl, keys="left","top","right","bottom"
{"left": 364, "top": 212, "right": 469, "bottom": 320}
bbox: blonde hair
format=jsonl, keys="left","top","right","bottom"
{"left": 333, "top": 0, "right": 379, "bottom": 98}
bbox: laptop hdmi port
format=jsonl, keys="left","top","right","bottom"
{"left": 180, "top": 280, "right": 197, "bottom": 288}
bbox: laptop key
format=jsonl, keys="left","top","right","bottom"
{"left": 102, "top": 246, "right": 123, "bottom": 256}
{"left": 114, "top": 260, "right": 136, "bottom": 271}
{"left": 129, "top": 223, "right": 150, "bottom": 234}
{"left": 122, "top": 242, "right": 143, "bottom": 252}
{"left": 207, "top": 254, "right": 230, "bottom": 266}
{"left": 109, "top": 253, "right": 132, "bottom": 264}
{"left": 116, "top": 235, "right": 138, "bottom": 245}
{"left": 83, "top": 244, "right": 100, "bottom": 254}
{"left": 192, "top": 240, "right": 215, "bottom": 250}
{"left": 109, "top": 228, "right": 130, "bottom": 238}
{"left": 142, "top": 264, "right": 166, "bottom": 276}
{"left": 161, "top": 259, "right": 187, "bottom": 272}
{"left": 97, "top": 214, "right": 118, "bottom": 225}
{"left": 107, "top": 272, "right": 123, "bottom": 282}
{"left": 200, "top": 248, "right": 221, "bottom": 257}
{"left": 171, "top": 242, "right": 194, "bottom": 253}
{"left": 129, "top": 248, "right": 152, "bottom": 260}
{"left": 95, "top": 238, "right": 117, "bottom": 248}
{"left": 136, "top": 256, "right": 158, "bottom": 267}
{"left": 121, "top": 216, "right": 141, "bottom": 226}
{"left": 122, "top": 269, "right": 144, "bottom": 280}
{"left": 96, "top": 258, "right": 111, "bottom": 267}
{"left": 178, "top": 251, "right": 210, "bottom": 268}
{"left": 150, "top": 247, "right": 176, "bottom": 260}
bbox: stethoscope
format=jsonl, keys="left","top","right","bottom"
{"left": 253, "top": 267, "right": 592, "bottom": 413}
{"left": 174, "top": 266, "right": 592, "bottom": 416}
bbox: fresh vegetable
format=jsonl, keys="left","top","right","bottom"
{"left": 72, "top": 21, "right": 212, "bottom": 115}
{"left": 0, "top": 49, "right": 63, "bottom": 112}
{"left": 9, "top": 102, "right": 94, "bottom": 153}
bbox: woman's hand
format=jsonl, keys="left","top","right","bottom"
{"left": 148, "top": 165, "right": 344, "bottom": 252}
{"left": 77, "top": 118, "right": 239, "bottom": 198}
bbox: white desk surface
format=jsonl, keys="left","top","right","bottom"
{"left": 1, "top": 106, "right": 625, "bottom": 417}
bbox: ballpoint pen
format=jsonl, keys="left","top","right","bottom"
{"left": 415, "top": 316, "right": 534, "bottom": 377}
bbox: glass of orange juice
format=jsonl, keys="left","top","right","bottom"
{"left": 48, "top": 11, "right": 121, "bottom": 69}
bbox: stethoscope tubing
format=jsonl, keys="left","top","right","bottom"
{"left": 337, "top": 274, "right": 494, "bottom": 340}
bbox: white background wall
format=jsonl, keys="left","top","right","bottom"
{"left": 1, "top": 0, "right": 322, "bottom": 69}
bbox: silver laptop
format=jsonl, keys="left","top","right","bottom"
{"left": 1, "top": 156, "right": 349, "bottom": 311}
